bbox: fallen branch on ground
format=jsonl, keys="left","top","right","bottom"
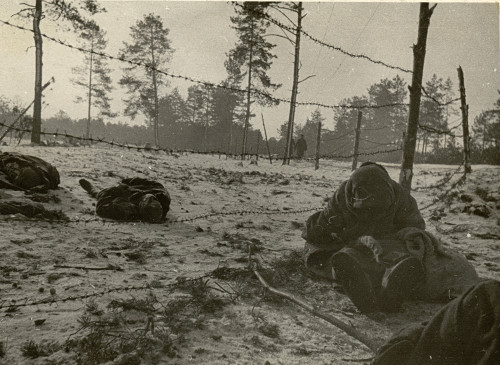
{"left": 252, "top": 267, "right": 379, "bottom": 353}
{"left": 53, "top": 264, "right": 122, "bottom": 271}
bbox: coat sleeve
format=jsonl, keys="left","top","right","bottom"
{"left": 393, "top": 185, "right": 426, "bottom": 231}
{"left": 96, "top": 186, "right": 138, "bottom": 221}
{"left": 301, "top": 182, "right": 348, "bottom": 279}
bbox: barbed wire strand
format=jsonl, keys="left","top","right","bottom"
{"left": 0, "top": 18, "right": 411, "bottom": 112}
{"left": 0, "top": 121, "right": 405, "bottom": 162}
{"left": 0, "top": 273, "right": 214, "bottom": 310}
{"left": 413, "top": 162, "right": 464, "bottom": 191}
{"left": 238, "top": 3, "right": 413, "bottom": 74}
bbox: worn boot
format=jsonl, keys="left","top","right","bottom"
{"left": 378, "top": 256, "right": 424, "bottom": 312}
{"left": 331, "top": 247, "right": 380, "bottom": 313}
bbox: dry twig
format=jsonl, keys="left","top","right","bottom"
{"left": 252, "top": 267, "right": 379, "bottom": 352}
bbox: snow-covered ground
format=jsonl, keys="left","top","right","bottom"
{"left": 0, "top": 144, "right": 498, "bottom": 364}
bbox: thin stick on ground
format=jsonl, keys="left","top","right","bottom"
{"left": 53, "top": 264, "right": 122, "bottom": 271}
{"left": 252, "top": 267, "right": 379, "bottom": 353}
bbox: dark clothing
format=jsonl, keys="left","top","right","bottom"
{"left": 373, "top": 280, "right": 500, "bottom": 365}
{"left": 295, "top": 137, "right": 307, "bottom": 159}
{"left": 80, "top": 177, "right": 170, "bottom": 222}
{"left": 0, "top": 152, "right": 60, "bottom": 191}
{"left": 330, "top": 229, "right": 479, "bottom": 310}
{"left": 395, "top": 227, "right": 478, "bottom": 302}
{"left": 302, "top": 163, "right": 425, "bottom": 279}
{"left": 0, "top": 200, "right": 68, "bottom": 220}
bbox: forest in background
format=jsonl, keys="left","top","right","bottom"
{"left": 1, "top": 74, "right": 498, "bottom": 165}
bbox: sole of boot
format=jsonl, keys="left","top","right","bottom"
{"left": 332, "top": 251, "right": 378, "bottom": 313}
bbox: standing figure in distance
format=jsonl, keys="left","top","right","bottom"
{"left": 295, "top": 134, "right": 307, "bottom": 159}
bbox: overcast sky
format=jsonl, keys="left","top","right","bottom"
{"left": 0, "top": 1, "right": 498, "bottom": 138}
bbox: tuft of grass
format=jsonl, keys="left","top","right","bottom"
{"left": 21, "top": 340, "right": 61, "bottom": 359}
{"left": 85, "top": 300, "right": 103, "bottom": 316}
{"left": 474, "top": 186, "right": 489, "bottom": 201}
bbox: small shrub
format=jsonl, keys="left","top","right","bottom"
{"left": 21, "top": 340, "right": 60, "bottom": 359}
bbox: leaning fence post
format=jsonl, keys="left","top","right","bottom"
{"left": 351, "top": 110, "right": 362, "bottom": 171}
{"left": 457, "top": 66, "right": 472, "bottom": 175}
{"left": 261, "top": 113, "right": 273, "bottom": 165}
{"left": 315, "top": 120, "right": 322, "bottom": 170}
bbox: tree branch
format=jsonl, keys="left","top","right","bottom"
{"left": 269, "top": 5, "right": 297, "bottom": 27}
{"left": 264, "top": 33, "right": 295, "bottom": 46}
{"left": 298, "top": 75, "right": 316, "bottom": 84}
{"left": 252, "top": 267, "right": 380, "bottom": 352}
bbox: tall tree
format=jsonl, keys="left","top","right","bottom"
{"left": 330, "top": 96, "right": 369, "bottom": 157}
{"left": 158, "top": 88, "right": 188, "bottom": 149}
{"left": 210, "top": 83, "right": 241, "bottom": 152}
{"left": 418, "top": 74, "right": 449, "bottom": 154}
{"left": 472, "top": 90, "right": 500, "bottom": 151}
{"left": 119, "top": 14, "right": 174, "bottom": 148}
{"left": 227, "top": 2, "right": 281, "bottom": 158}
{"left": 223, "top": 54, "right": 247, "bottom": 153}
{"left": 366, "top": 75, "right": 408, "bottom": 151}
{"left": 12, "top": 0, "right": 105, "bottom": 144}
{"left": 72, "top": 20, "right": 115, "bottom": 139}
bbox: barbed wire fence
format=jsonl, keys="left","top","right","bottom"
{"left": 0, "top": 273, "right": 216, "bottom": 311}
{"left": 0, "top": 10, "right": 473, "bottom": 203}
{"left": 0, "top": 17, "right": 463, "bottom": 146}
{"left": 0, "top": 7, "right": 472, "bottom": 183}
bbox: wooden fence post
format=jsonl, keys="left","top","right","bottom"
{"left": 457, "top": 66, "right": 472, "bottom": 174}
{"left": 399, "top": 3, "right": 436, "bottom": 191}
{"left": 351, "top": 110, "right": 362, "bottom": 171}
{"left": 315, "top": 120, "right": 322, "bottom": 170}
{"left": 261, "top": 113, "right": 273, "bottom": 164}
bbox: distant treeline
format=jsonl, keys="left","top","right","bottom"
{"left": 1, "top": 75, "right": 498, "bottom": 165}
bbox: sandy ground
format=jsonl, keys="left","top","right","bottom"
{"left": 0, "top": 144, "right": 499, "bottom": 365}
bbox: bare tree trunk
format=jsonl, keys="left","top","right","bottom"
{"left": 31, "top": 0, "right": 43, "bottom": 144}
{"left": 86, "top": 40, "right": 94, "bottom": 140}
{"left": 399, "top": 3, "right": 436, "bottom": 190}
{"left": 150, "top": 28, "right": 160, "bottom": 148}
{"left": 242, "top": 23, "right": 254, "bottom": 160}
{"left": 283, "top": 2, "right": 303, "bottom": 166}
{"left": 458, "top": 66, "right": 472, "bottom": 174}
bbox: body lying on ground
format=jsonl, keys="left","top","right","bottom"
{"left": 373, "top": 279, "right": 500, "bottom": 365}
{"left": 0, "top": 152, "right": 60, "bottom": 192}
{"left": 79, "top": 177, "right": 170, "bottom": 223}
{"left": 302, "top": 162, "right": 479, "bottom": 312}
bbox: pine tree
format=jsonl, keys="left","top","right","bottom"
{"left": 158, "top": 88, "right": 188, "bottom": 149}
{"left": 331, "top": 96, "right": 368, "bottom": 157}
{"left": 119, "top": 14, "right": 174, "bottom": 148}
{"left": 366, "top": 75, "right": 408, "bottom": 152}
{"left": 227, "top": 2, "right": 281, "bottom": 158}
{"left": 11, "top": 0, "right": 106, "bottom": 144}
{"left": 72, "top": 21, "right": 115, "bottom": 139}
{"left": 419, "top": 74, "right": 449, "bottom": 154}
